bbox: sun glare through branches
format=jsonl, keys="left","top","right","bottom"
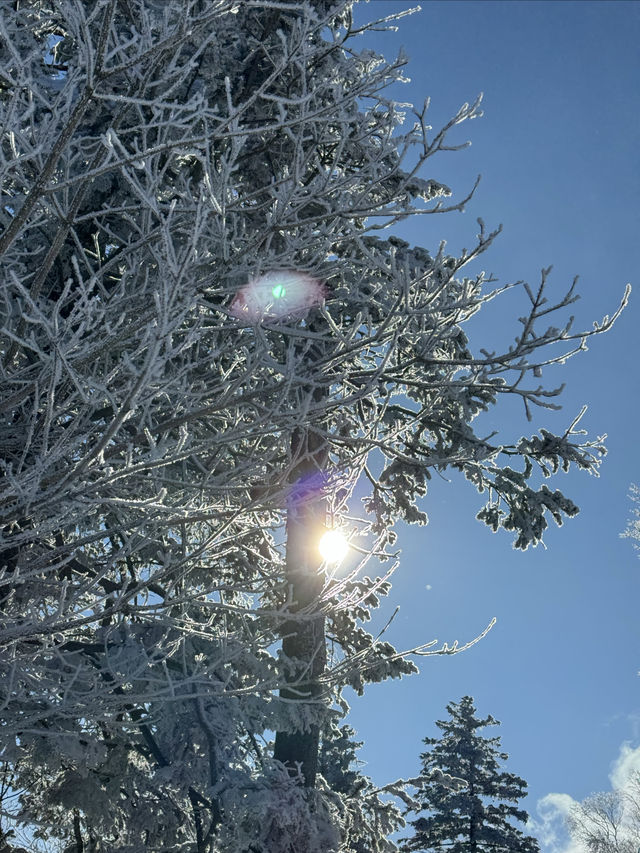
{"left": 319, "top": 528, "right": 349, "bottom": 564}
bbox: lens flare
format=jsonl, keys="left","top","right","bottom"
{"left": 230, "top": 270, "right": 326, "bottom": 322}
{"left": 318, "top": 529, "right": 349, "bottom": 564}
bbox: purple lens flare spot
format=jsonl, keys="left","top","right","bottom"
{"left": 230, "top": 270, "right": 327, "bottom": 322}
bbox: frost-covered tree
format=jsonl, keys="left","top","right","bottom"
{"left": 317, "top": 719, "right": 428, "bottom": 853}
{"left": 565, "top": 772, "right": 640, "bottom": 853}
{"left": 620, "top": 483, "right": 640, "bottom": 677}
{"left": 0, "top": 0, "right": 630, "bottom": 850}
{"left": 621, "top": 484, "right": 640, "bottom": 561}
{"left": 402, "top": 696, "right": 540, "bottom": 853}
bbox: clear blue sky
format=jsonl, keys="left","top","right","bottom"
{"left": 343, "top": 2, "right": 640, "bottom": 849}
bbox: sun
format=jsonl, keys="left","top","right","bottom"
{"left": 318, "top": 529, "right": 349, "bottom": 564}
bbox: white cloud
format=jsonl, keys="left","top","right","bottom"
{"left": 609, "top": 741, "right": 640, "bottom": 791}
{"left": 531, "top": 742, "right": 640, "bottom": 853}
{"left": 529, "top": 792, "right": 581, "bottom": 853}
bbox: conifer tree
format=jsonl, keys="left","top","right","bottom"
{"left": 402, "top": 696, "right": 540, "bottom": 853}
{"left": 318, "top": 720, "right": 408, "bottom": 852}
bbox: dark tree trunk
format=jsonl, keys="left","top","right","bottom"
{"left": 273, "top": 424, "right": 328, "bottom": 788}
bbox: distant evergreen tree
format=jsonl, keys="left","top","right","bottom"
{"left": 318, "top": 719, "right": 407, "bottom": 852}
{"left": 319, "top": 720, "right": 368, "bottom": 797}
{"left": 402, "top": 696, "right": 540, "bottom": 853}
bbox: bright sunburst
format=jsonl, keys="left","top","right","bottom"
{"left": 318, "top": 529, "right": 349, "bottom": 564}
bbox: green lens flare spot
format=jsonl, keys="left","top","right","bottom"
{"left": 272, "top": 284, "right": 286, "bottom": 299}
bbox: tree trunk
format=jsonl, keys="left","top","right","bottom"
{"left": 469, "top": 778, "right": 477, "bottom": 853}
{"left": 273, "top": 423, "right": 328, "bottom": 788}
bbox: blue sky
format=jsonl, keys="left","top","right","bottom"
{"left": 343, "top": 1, "right": 640, "bottom": 849}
